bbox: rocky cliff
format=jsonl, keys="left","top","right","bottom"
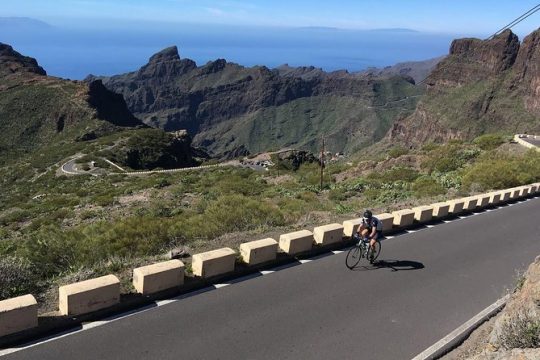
{"left": 0, "top": 44, "right": 200, "bottom": 170}
{"left": 513, "top": 30, "right": 540, "bottom": 116}
{"left": 0, "top": 43, "right": 148, "bottom": 158}
{"left": 0, "top": 43, "right": 46, "bottom": 77}
{"left": 387, "top": 29, "right": 540, "bottom": 146}
{"left": 87, "top": 46, "right": 423, "bottom": 157}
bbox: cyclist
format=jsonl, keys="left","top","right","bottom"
{"left": 356, "top": 209, "right": 382, "bottom": 260}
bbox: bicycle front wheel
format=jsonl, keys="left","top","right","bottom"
{"left": 346, "top": 245, "right": 363, "bottom": 269}
{"left": 367, "top": 241, "right": 382, "bottom": 264}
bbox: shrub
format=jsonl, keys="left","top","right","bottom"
{"left": 473, "top": 134, "right": 505, "bottom": 150}
{"left": 388, "top": 146, "right": 409, "bottom": 159}
{"left": 462, "top": 150, "right": 540, "bottom": 191}
{"left": 21, "top": 226, "right": 80, "bottom": 276}
{"left": 0, "top": 256, "right": 37, "bottom": 300}
{"left": 329, "top": 187, "right": 348, "bottom": 201}
{"left": 363, "top": 182, "right": 412, "bottom": 204}
{"left": 412, "top": 177, "right": 446, "bottom": 198}
{"left": 422, "top": 144, "right": 480, "bottom": 173}
{"left": 0, "top": 208, "right": 31, "bottom": 225}
{"left": 366, "top": 167, "right": 419, "bottom": 184}
{"left": 499, "top": 310, "right": 540, "bottom": 349}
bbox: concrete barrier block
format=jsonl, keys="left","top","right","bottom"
{"left": 488, "top": 192, "right": 501, "bottom": 205}
{"left": 392, "top": 209, "right": 415, "bottom": 228}
{"left": 412, "top": 205, "right": 433, "bottom": 223}
{"left": 475, "top": 194, "right": 490, "bottom": 209}
{"left": 462, "top": 197, "right": 478, "bottom": 211}
{"left": 133, "top": 260, "right": 185, "bottom": 295}
{"left": 431, "top": 202, "right": 450, "bottom": 218}
{"left": 518, "top": 186, "right": 530, "bottom": 198}
{"left": 313, "top": 223, "right": 344, "bottom": 245}
{"left": 192, "top": 248, "right": 236, "bottom": 278}
{"left": 343, "top": 218, "right": 362, "bottom": 237}
{"left": 447, "top": 199, "right": 465, "bottom": 214}
{"left": 499, "top": 190, "right": 511, "bottom": 202}
{"left": 530, "top": 184, "right": 538, "bottom": 194}
{"left": 279, "top": 230, "right": 313, "bottom": 255}
{"left": 376, "top": 213, "right": 394, "bottom": 233}
{"left": 509, "top": 188, "right": 521, "bottom": 199}
{"left": 0, "top": 294, "right": 38, "bottom": 337}
{"left": 240, "top": 238, "right": 278, "bottom": 265}
{"left": 59, "top": 275, "right": 120, "bottom": 316}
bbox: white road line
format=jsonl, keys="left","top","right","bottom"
{"left": 332, "top": 250, "right": 344, "bottom": 254}
{"left": 406, "top": 229, "right": 420, "bottom": 233}
{"left": 156, "top": 299, "right": 177, "bottom": 306}
{"left": 213, "top": 283, "right": 230, "bottom": 289}
{"left": 411, "top": 294, "right": 510, "bottom": 360}
{"left": 260, "top": 270, "right": 275, "bottom": 275}
{"left": 298, "top": 259, "right": 312, "bottom": 264}
{"left": 81, "top": 321, "right": 108, "bottom": 330}
{"left": 426, "top": 225, "right": 435, "bottom": 228}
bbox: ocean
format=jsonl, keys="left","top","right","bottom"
{"left": 1, "top": 21, "right": 460, "bottom": 79}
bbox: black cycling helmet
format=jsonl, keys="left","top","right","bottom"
{"left": 363, "top": 209, "right": 373, "bottom": 220}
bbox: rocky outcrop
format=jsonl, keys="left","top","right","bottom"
{"left": 470, "top": 349, "right": 540, "bottom": 360}
{"left": 513, "top": 29, "right": 540, "bottom": 115}
{"left": 87, "top": 80, "right": 146, "bottom": 128}
{"left": 0, "top": 43, "right": 46, "bottom": 77}
{"left": 387, "top": 29, "right": 540, "bottom": 146}
{"left": 427, "top": 30, "right": 520, "bottom": 88}
{"left": 466, "top": 257, "right": 540, "bottom": 359}
{"left": 114, "top": 128, "right": 208, "bottom": 170}
{"left": 488, "top": 256, "right": 540, "bottom": 349}
{"left": 136, "top": 46, "right": 197, "bottom": 81}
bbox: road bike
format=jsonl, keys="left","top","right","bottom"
{"left": 345, "top": 234, "right": 382, "bottom": 269}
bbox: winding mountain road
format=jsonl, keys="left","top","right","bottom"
{"left": 3, "top": 197, "right": 540, "bottom": 360}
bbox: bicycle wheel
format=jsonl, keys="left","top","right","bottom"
{"left": 367, "top": 241, "right": 382, "bottom": 264}
{"left": 346, "top": 245, "right": 363, "bottom": 269}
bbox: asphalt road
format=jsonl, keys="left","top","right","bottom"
{"left": 522, "top": 136, "right": 540, "bottom": 147}
{"left": 4, "top": 197, "right": 540, "bottom": 360}
{"left": 60, "top": 159, "right": 79, "bottom": 174}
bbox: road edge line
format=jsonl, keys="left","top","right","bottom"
{"left": 411, "top": 294, "right": 510, "bottom": 360}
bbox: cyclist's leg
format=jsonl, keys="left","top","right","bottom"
{"left": 369, "top": 231, "right": 381, "bottom": 247}
{"left": 360, "top": 228, "right": 369, "bottom": 238}
{"left": 369, "top": 231, "right": 382, "bottom": 260}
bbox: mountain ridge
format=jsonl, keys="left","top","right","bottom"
{"left": 87, "top": 46, "right": 423, "bottom": 157}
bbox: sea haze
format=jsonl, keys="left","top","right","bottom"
{"left": 0, "top": 18, "right": 458, "bottom": 79}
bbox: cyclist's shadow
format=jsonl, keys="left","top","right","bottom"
{"left": 351, "top": 259, "right": 425, "bottom": 272}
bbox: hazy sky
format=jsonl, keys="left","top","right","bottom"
{"left": 2, "top": 0, "right": 540, "bottom": 35}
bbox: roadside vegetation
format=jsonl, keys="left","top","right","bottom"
{"left": 0, "top": 133, "right": 538, "bottom": 310}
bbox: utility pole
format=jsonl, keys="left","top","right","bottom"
{"left": 320, "top": 136, "right": 325, "bottom": 191}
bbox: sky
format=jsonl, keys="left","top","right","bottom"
{"left": 1, "top": 1, "right": 539, "bottom": 79}
{"left": 2, "top": 0, "right": 540, "bottom": 35}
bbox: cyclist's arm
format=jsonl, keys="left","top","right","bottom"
{"left": 369, "top": 227, "right": 377, "bottom": 239}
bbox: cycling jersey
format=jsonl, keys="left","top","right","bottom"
{"left": 362, "top": 216, "right": 383, "bottom": 232}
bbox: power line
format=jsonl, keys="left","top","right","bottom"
{"left": 417, "top": 3, "right": 540, "bottom": 86}
{"left": 489, "top": 4, "right": 540, "bottom": 39}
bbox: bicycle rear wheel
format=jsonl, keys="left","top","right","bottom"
{"left": 346, "top": 245, "right": 363, "bottom": 269}
{"left": 367, "top": 241, "right": 382, "bottom": 264}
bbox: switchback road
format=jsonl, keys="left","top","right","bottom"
{"left": 3, "top": 197, "right": 540, "bottom": 360}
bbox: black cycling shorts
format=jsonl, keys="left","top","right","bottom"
{"left": 363, "top": 228, "right": 382, "bottom": 240}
